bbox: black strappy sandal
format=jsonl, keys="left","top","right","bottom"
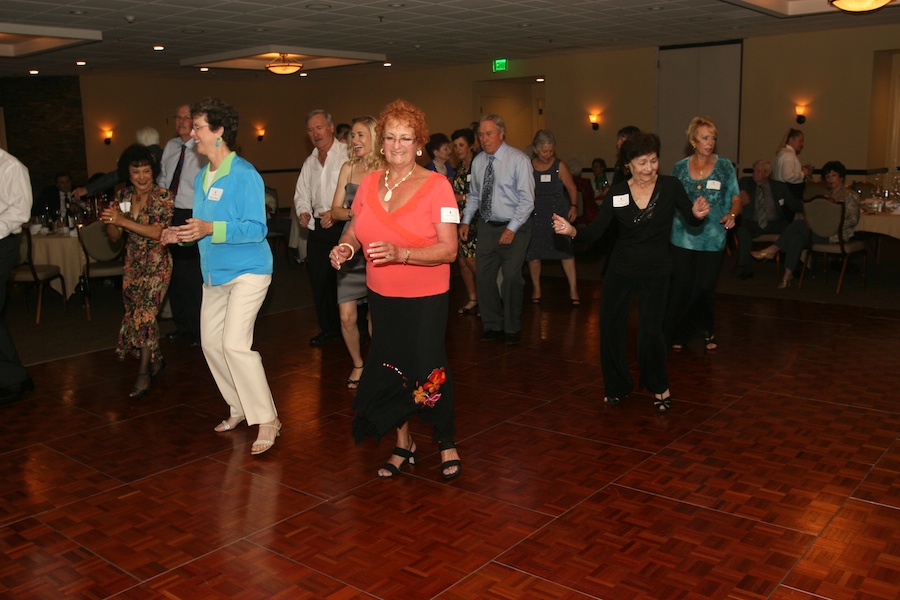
{"left": 654, "top": 393, "right": 672, "bottom": 413}
{"left": 439, "top": 440, "right": 462, "bottom": 480}
{"left": 377, "top": 441, "right": 417, "bottom": 478}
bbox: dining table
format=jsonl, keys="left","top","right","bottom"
{"left": 856, "top": 211, "right": 900, "bottom": 240}
{"left": 29, "top": 229, "right": 84, "bottom": 298}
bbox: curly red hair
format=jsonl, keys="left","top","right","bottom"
{"left": 376, "top": 99, "right": 429, "bottom": 148}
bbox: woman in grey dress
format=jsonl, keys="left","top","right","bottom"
{"left": 526, "top": 130, "right": 580, "bottom": 305}
{"left": 330, "top": 116, "right": 384, "bottom": 388}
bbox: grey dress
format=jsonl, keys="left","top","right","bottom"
{"left": 337, "top": 182, "right": 368, "bottom": 303}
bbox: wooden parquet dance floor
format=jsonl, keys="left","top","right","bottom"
{"left": 2, "top": 280, "right": 899, "bottom": 599}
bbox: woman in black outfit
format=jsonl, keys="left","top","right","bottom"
{"left": 553, "top": 133, "right": 709, "bottom": 413}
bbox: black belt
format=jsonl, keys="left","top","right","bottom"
{"left": 484, "top": 220, "right": 509, "bottom": 227}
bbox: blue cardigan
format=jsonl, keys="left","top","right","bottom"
{"left": 192, "top": 152, "right": 272, "bottom": 285}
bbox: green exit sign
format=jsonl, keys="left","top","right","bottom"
{"left": 492, "top": 58, "right": 508, "bottom": 72}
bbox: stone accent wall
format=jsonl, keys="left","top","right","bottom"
{"left": 0, "top": 76, "right": 87, "bottom": 200}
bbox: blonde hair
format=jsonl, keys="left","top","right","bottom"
{"left": 347, "top": 115, "right": 384, "bottom": 172}
{"left": 685, "top": 116, "right": 717, "bottom": 143}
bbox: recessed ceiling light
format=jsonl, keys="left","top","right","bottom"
{"left": 388, "top": 3, "right": 406, "bottom": 7}
{"left": 299, "top": 72, "right": 309, "bottom": 77}
{"left": 254, "top": 27, "right": 267, "bottom": 32}
{"left": 535, "top": 77, "right": 545, "bottom": 82}
{"left": 199, "top": 67, "right": 209, "bottom": 72}
{"left": 305, "top": 3, "right": 332, "bottom": 8}
{"left": 648, "top": 5, "right": 664, "bottom": 10}
{"left": 70, "top": 10, "right": 86, "bottom": 15}
{"left": 29, "top": 69, "right": 39, "bottom": 75}
{"left": 76, "top": 60, "right": 86, "bottom": 66}
{"left": 519, "top": 23, "right": 531, "bottom": 28}
{"left": 153, "top": 45, "right": 165, "bottom": 51}
{"left": 383, "top": 61, "right": 392, "bottom": 67}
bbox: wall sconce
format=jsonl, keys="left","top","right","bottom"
{"left": 104, "top": 130, "right": 113, "bottom": 145}
{"left": 795, "top": 106, "right": 806, "bottom": 125}
{"left": 589, "top": 114, "right": 599, "bottom": 131}
{"left": 256, "top": 128, "right": 265, "bottom": 142}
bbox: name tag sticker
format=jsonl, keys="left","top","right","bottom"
{"left": 613, "top": 194, "right": 630, "bottom": 208}
{"left": 706, "top": 180, "right": 721, "bottom": 190}
{"left": 466, "top": 174, "right": 472, "bottom": 182}
{"left": 540, "top": 174, "right": 552, "bottom": 183}
{"left": 208, "top": 187, "right": 223, "bottom": 201}
{"left": 778, "top": 198, "right": 785, "bottom": 206}
{"left": 441, "top": 206, "right": 460, "bottom": 224}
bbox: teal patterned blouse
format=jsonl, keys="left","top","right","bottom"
{"left": 670, "top": 156, "right": 740, "bottom": 252}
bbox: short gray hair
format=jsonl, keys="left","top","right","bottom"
{"left": 532, "top": 129, "right": 556, "bottom": 149}
{"left": 306, "top": 109, "right": 333, "bottom": 126}
{"left": 480, "top": 114, "right": 506, "bottom": 136}
{"left": 753, "top": 159, "right": 772, "bottom": 175}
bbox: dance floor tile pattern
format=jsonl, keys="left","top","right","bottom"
{"left": 2, "top": 283, "right": 900, "bottom": 599}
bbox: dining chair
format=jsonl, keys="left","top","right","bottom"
{"left": 9, "top": 228, "right": 67, "bottom": 324}
{"left": 798, "top": 195, "right": 867, "bottom": 294}
{"left": 77, "top": 220, "right": 124, "bottom": 320}
{"left": 802, "top": 181, "right": 828, "bottom": 200}
{"left": 264, "top": 186, "right": 289, "bottom": 263}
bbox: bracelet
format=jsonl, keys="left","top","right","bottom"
{"left": 338, "top": 242, "right": 355, "bottom": 260}
{"left": 570, "top": 204, "right": 577, "bottom": 207}
{"left": 403, "top": 248, "right": 411, "bottom": 265}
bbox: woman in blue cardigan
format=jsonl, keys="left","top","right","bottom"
{"left": 161, "top": 97, "right": 280, "bottom": 455}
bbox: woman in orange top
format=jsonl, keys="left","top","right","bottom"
{"left": 330, "top": 99, "right": 460, "bottom": 479}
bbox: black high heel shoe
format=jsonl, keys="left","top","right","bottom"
{"left": 150, "top": 360, "right": 166, "bottom": 380}
{"left": 654, "top": 392, "right": 672, "bottom": 413}
{"left": 377, "top": 440, "right": 418, "bottom": 478}
{"left": 128, "top": 372, "right": 152, "bottom": 399}
{"left": 439, "top": 440, "right": 462, "bottom": 480}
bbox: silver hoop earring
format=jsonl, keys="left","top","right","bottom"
{"left": 416, "top": 149, "right": 423, "bottom": 157}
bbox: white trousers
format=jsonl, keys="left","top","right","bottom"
{"left": 201, "top": 273, "right": 276, "bottom": 425}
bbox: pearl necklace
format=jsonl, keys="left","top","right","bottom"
{"left": 383, "top": 166, "right": 416, "bottom": 202}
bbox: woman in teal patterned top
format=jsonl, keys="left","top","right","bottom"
{"left": 666, "top": 116, "right": 741, "bottom": 352}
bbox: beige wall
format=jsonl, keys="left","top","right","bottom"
{"left": 79, "top": 22, "right": 900, "bottom": 205}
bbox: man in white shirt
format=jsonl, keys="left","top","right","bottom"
{"left": 158, "top": 103, "right": 208, "bottom": 346}
{"left": 0, "top": 149, "right": 35, "bottom": 404}
{"left": 294, "top": 109, "right": 347, "bottom": 346}
{"left": 772, "top": 128, "right": 810, "bottom": 201}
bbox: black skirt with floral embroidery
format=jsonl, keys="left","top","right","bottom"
{"left": 352, "top": 290, "right": 455, "bottom": 444}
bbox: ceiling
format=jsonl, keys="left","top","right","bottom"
{"left": 1, "top": 0, "right": 899, "bottom": 80}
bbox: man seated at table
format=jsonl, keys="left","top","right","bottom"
{"left": 34, "top": 171, "right": 77, "bottom": 223}
{"left": 736, "top": 159, "right": 799, "bottom": 280}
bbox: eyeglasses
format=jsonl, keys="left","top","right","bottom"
{"left": 383, "top": 135, "right": 416, "bottom": 145}
{"left": 192, "top": 124, "right": 210, "bottom": 132}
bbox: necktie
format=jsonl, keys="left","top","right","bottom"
{"left": 169, "top": 144, "right": 186, "bottom": 197}
{"left": 756, "top": 185, "right": 768, "bottom": 229}
{"left": 480, "top": 156, "right": 495, "bottom": 221}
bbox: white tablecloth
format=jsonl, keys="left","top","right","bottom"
{"left": 30, "top": 232, "right": 83, "bottom": 298}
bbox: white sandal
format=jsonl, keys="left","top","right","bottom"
{"left": 214, "top": 416, "right": 245, "bottom": 432}
{"left": 251, "top": 419, "right": 282, "bottom": 455}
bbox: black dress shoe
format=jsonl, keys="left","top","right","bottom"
{"left": 505, "top": 332, "right": 521, "bottom": 345}
{"left": 309, "top": 332, "right": 339, "bottom": 347}
{"left": 737, "top": 267, "right": 754, "bottom": 280}
{"left": 480, "top": 329, "right": 504, "bottom": 342}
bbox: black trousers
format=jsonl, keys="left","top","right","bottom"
{"left": 0, "top": 234, "right": 29, "bottom": 387}
{"left": 665, "top": 246, "right": 723, "bottom": 345}
{"left": 600, "top": 269, "right": 670, "bottom": 398}
{"left": 306, "top": 219, "right": 342, "bottom": 336}
{"left": 168, "top": 207, "right": 202, "bottom": 338}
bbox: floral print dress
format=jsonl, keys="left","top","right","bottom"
{"left": 114, "top": 185, "right": 173, "bottom": 364}
{"left": 452, "top": 159, "right": 476, "bottom": 257}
